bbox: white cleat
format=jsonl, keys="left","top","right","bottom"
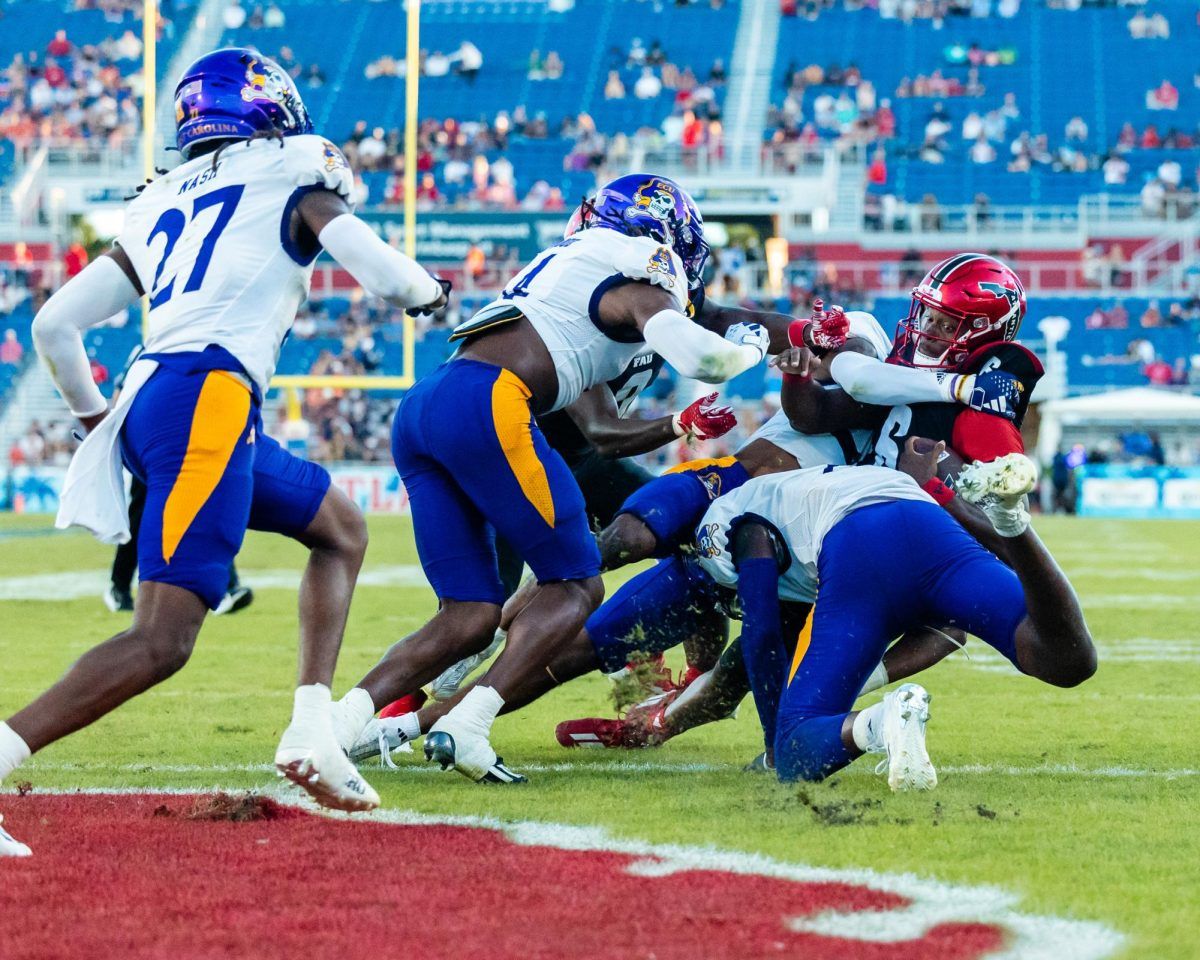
{"left": 430, "top": 631, "right": 505, "bottom": 701}
{"left": 423, "top": 717, "right": 526, "bottom": 784}
{"left": 875, "top": 683, "right": 937, "bottom": 793}
{"left": 957, "top": 453, "right": 1038, "bottom": 537}
{"left": 0, "top": 814, "right": 31, "bottom": 857}
{"left": 347, "top": 716, "right": 415, "bottom": 768}
{"left": 275, "top": 727, "right": 381, "bottom": 812}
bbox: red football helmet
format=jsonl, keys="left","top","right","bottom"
{"left": 891, "top": 253, "right": 1027, "bottom": 369}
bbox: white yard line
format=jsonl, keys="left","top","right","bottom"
{"left": 20, "top": 759, "right": 1199, "bottom": 780}
{"left": 0, "top": 565, "right": 430, "bottom": 600}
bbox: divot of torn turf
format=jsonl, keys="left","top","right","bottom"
{"left": 0, "top": 792, "right": 1124, "bottom": 960}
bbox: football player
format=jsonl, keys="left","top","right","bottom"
{"left": 702, "top": 443, "right": 1095, "bottom": 789}
{"left": 400, "top": 213, "right": 852, "bottom": 708}
{"left": 331, "top": 174, "right": 788, "bottom": 782}
{"left": 558, "top": 253, "right": 1038, "bottom": 754}
{"left": 0, "top": 48, "right": 449, "bottom": 848}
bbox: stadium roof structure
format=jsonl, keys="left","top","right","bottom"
{"left": 1037, "top": 388, "right": 1200, "bottom": 461}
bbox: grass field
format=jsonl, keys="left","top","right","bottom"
{"left": 1, "top": 512, "right": 1198, "bottom": 958}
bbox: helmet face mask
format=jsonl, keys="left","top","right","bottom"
{"left": 174, "top": 48, "right": 313, "bottom": 160}
{"left": 891, "top": 253, "right": 1027, "bottom": 370}
{"left": 572, "top": 173, "right": 711, "bottom": 299}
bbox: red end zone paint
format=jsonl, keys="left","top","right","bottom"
{"left": 0, "top": 793, "right": 1120, "bottom": 960}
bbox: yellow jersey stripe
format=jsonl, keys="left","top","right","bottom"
{"left": 665, "top": 455, "right": 739, "bottom": 475}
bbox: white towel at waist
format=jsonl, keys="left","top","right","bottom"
{"left": 55, "top": 358, "right": 160, "bottom": 544}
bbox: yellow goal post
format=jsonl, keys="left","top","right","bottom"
{"left": 141, "top": 0, "right": 424, "bottom": 408}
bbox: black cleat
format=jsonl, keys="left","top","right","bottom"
{"left": 214, "top": 586, "right": 254, "bottom": 616}
{"left": 103, "top": 585, "right": 134, "bottom": 613}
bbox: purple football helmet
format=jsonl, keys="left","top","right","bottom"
{"left": 575, "top": 173, "right": 711, "bottom": 297}
{"left": 174, "top": 47, "right": 313, "bottom": 160}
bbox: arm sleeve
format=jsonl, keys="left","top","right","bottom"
{"left": 642, "top": 308, "right": 762, "bottom": 383}
{"left": 736, "top": 556, "right": 787, "bottom": 751}
{"left": 828, "top": 351, "right": 958, "bottom": 406}
{"left": 32, "top": 257, "right": 140, "bottom": 417}
{"left": 317, "top": 214, "right": 442, "bottom": 308}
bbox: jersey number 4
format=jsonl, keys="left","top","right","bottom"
{"left": 146, "top": 185, "right": 245, "bottom": 310}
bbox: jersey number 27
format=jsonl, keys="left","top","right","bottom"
{"left": 146, "top": 185, "right": 244, "bottom": 310}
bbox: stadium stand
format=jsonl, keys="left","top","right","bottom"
{"left": 771, "top": 0, "right": 1199, "bottom": 208}
{"left": 216, "top": 0, "right": 739, "bottom": 207}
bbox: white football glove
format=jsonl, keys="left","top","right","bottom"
{"left": 723, "top": 321, "right": 770, "bottom": 361}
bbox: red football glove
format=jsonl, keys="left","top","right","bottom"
{"left": 790, "top": 298, "right": 850, "bottom": 353}
{"left": 673, "top": 392, "right": 737, "bottom": 442}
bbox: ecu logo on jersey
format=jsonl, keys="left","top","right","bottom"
{"left": 647, "top": 247, "right": 677, "bottom": 287}
{"left": 321, "top": 139, "right": 348, "bottom": 172}
{"left": 698, "top": 471, "right": 723, "bottom": 500}
{"left": 696, "top": 522, "right": 721, "bottom": 558}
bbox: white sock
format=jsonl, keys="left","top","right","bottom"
{"left": 0, "top": 722, "right": 31, "bottom": 782}
{"left": 291, "top": 683, "right": 333, "bottom": 733}
{"left": 859, "top": 661, "right": 890, "bottom": 696}
{"left": 397, "top": 711, "right": 423, "bottom": 741}
{"left": 852, "top": 702, "right": 886, "bottom": 754}
{"left": 447, "top": 685, "right": 504, "bottom": 736}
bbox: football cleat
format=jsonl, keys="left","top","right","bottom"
{"left": 555, "top": 717, "right": 626, "bottom": 749}
{"left": 874, "top": 683, "right": 937, "bottom": 793}
{"left": 214, "top": 585, "right": 254, "bottom": 616}
{"left": 347, "top": 716, "right": 415, "bottom": 768}
{"left": 743, "top": 751, "right": 775, "bottom": 773}
{"left": 0, "top": 814, "right": 31, "bottom": 857}
{"left": 423, "top": 723, "right": 526, "bottom": 784}
{"left": 103, "top": 584, "right": 134, "bottom": 613}
{"left": 956, "top": 453, "right": 1038, "bottom": 537}
{"left": 275, "top": 727, "right": 380, "bottom": 811}
{"left": 430, "top": 631, "right": 505, "bottom": 701}
{"left": 555, "top": 697, "right": 673, "bottom": 750}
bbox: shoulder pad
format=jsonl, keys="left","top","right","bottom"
{"left": 963, "top": 341, "right": 1044, "bottom": 388}
{"left": 606, "top": 233, "right": 688, "bottom": 312}
{"left": 281, "top": 135, "right": 355, "bottom": 204}
{"left": 963, "top": 341, "right": 1044, "bottom": 427}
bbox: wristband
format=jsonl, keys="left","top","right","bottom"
{"left": 671, "top": 412, "right": 687, "bottom": 437}
{"left": 922, "top": 477, "right": 956, "bottom": 506}
{"left": 952, "top": 374, "right": 972, "bottom": 404}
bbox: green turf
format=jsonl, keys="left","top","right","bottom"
{"left": 2, "top": 514, "right": 1197, "bottom": 956}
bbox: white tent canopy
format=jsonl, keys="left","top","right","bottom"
{"left": 1037, "top": 388, "right": 1200, "bottom": 463}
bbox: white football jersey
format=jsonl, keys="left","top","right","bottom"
{"left": 457, "top": 228, "right": 688, "bottom": 411}
{"left": 695, "top": 466, "right": 933, "bottom": 602}
{"left": 740, "top": 310, "right": 891, "bottom": 467}
{"left": 116, "top": 134, "right": 354, "bottom": 392}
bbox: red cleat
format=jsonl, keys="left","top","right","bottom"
{"left": 379, "top": 690, "right": 427, "bottom": 719}
{"left": 555, "top": 693, "right": 676, "bottom": 750}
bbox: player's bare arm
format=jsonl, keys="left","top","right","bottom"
{"left": 564, "top": 384, "right": 736, "bottom": 458}
{"left": 696, "top": 297, "right": 795, "bottom": 352}
{"left": 775, "top": 340, "right": 884, "bottom": 434}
